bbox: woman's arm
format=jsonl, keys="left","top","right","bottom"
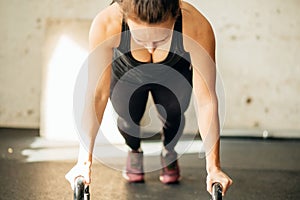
{"left": 66, "top": 4, "right": 122, "bottom": 186}
{"left": 182, "top": 2, "right": 233, "bottom": 196}
{"left": 77, "top": 16, "right": 114, "bottom": 165}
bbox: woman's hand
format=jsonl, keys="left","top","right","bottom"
{"left": 206, "top": 169, "right": 233, "bottom": 196}
{"left": 65, "top": 161, "right": 92, "bottom": 190}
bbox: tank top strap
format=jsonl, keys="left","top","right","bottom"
{"left": 170, "top": 10, "right": 185, "bottom": 52}
{"left": 118, "top": 17, "right": 131, "bottom": 52}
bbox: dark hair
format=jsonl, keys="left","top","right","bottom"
{"left": 111, "top": 0, "right": 180, "bottom": 24}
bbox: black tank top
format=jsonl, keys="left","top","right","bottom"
{"left": 111, "top": 11, "right": 192, "bottom": 86}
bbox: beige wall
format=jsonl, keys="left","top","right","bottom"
{"left": 0, "top": 0, "right": 299, "bottom": 138}
{"left": 0, "top": 0, "right": 107, "bottom": 128}
{"left": 191, "top": 0, "right": 300, "bottom": 134}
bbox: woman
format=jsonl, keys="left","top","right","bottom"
{"left": 66, "top": 0, "right": 232, "bottom": 196}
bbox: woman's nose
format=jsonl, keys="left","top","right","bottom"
{"left": 145, "top": 43, "right": 156, "bottom": 54}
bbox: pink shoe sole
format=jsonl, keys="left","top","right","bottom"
{"left": 122, "top": 171, "right": 144, "bottom": 183}
{"left": 159, "top": 174, "right": 181, "bottom": 184}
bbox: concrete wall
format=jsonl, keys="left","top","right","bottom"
{"left": 0, "top": 0, "right": 299, "bottom": 138}
{"left": 0, "top": 0, "right": 107, "bottom": 128}
{"left": 191, "top": 0, "right": 300, "bottom": 135}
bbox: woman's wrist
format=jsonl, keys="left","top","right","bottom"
{"left": 78, "top": 144, "right": 93, "bottom": 163}
{"left": 206, "top": 164, "right": 221, "bottom": 174}
{"left": 205, "top": 153, "right": 221, "bottom": 174}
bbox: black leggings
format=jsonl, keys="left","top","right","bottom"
{"left": 110, "top": 66, "right": 193, "bottom": 151}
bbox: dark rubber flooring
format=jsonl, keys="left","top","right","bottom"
{"left": 0, "top": 128, "right": 299, "bottom": 200}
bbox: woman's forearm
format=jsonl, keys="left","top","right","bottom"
{"left": 77, "top": 59, "right": 111, "bottom": 163}
{"left": 196, "top": 100, "right": 221, "bottom": 173}
{"left": 78, "top": 94, "right": 101, "bottom": 163}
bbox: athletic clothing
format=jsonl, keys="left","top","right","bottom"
{"left": 110, "top": 11, "right": 193, "bottom": 151}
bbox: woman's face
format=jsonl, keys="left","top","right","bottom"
{"left": 126, "top": 18, "right": 175, "bottom": 53}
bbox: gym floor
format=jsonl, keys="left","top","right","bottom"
{"left": 0, "top": 128, "right": 299, "bottom": 200}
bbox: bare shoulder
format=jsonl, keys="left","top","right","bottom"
{"left": 89, "top": 2, "right": 123, "bottom": 51}
{"left": 181, "top": 1, "right": 215, "bottom": 60}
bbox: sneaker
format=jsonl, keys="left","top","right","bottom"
{"left": 122, "top": 150, "right": 144, "bottom": 183}
{"left": 159, "top": 150, "right": 180, "bottom": 184}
